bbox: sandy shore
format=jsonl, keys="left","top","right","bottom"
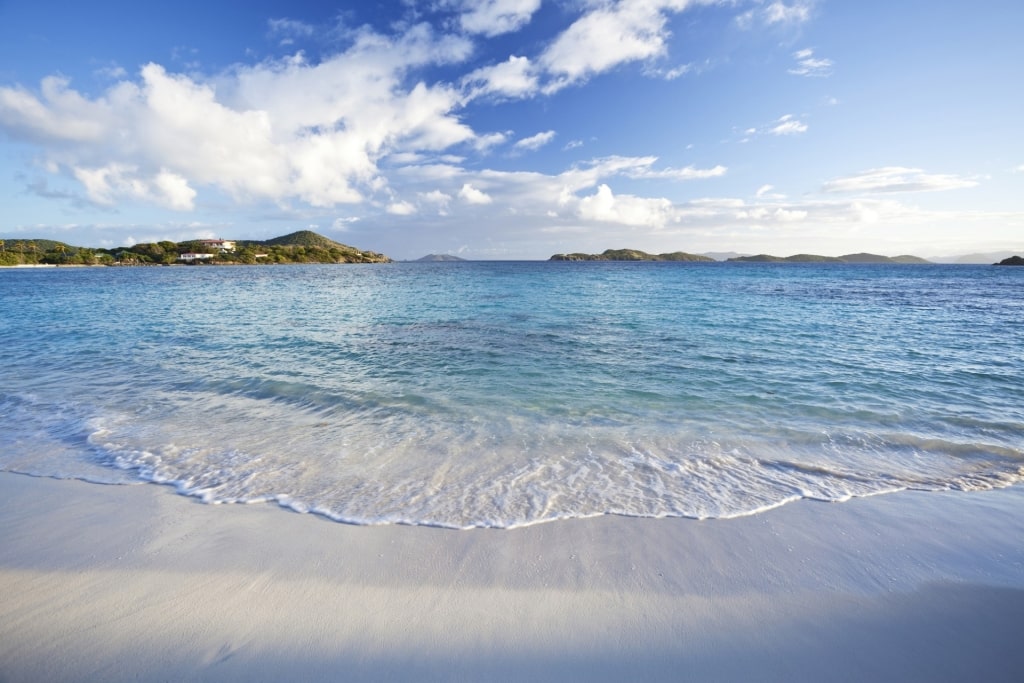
{"left": 1, "top": 473, "right": 1022, "bottom": 682}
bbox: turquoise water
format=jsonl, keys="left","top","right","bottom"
{"left": 1, "top": 262, "right": 1022, "bottom": 528}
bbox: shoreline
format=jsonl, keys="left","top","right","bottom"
{"left": 2, "top": 473, "right": 1023, "bottom": 681}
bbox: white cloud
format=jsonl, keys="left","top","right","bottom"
{"left": 763, "top": 1, "right": 813, "bottom": 24}
{"left": 738, "top": 114, "right": 808, "bottom": 142}
{"left": 771, "top": 207, "right": 808, "bottom": 222}
{"left": 0, "top": 76, "right": 110, "bottom": 142}
{"left": 822, "top": 167, "right": 980, "bottom": 194}
{"left": 757, "top": 181, "right": 786, "bottom": 197}
{"left": 736, "top": 1, "right": 813, "bottom": 29}
{"left": 421, "top": 189, "right": 453, "bottom": 203}
{"left": 473, "top": 131, "right": 510, "bottom": 151}
{"left": 332, "top": 216, "right": 360, "bottom": 231}
{"left": 788, "top": 48, "right": 833, "bottom": 77}
{"left": 538, "top": 0, "right": 696, "bottom": 91}
{"left": 72, "top": 164, "right": 196, "bottom": 210}
{"left": 420, "top": 189, "right": 453, "bottom": 215}
{"left": 514, "top": 130, "right": 556, "bottom": 151}
{"left": 0, "top": 23, "right": 479, "bottom": 211}
{"left": 267, "top": 18, "right": 315, "bottom": 45}
{"left": 387, "top": 200, "right": 418, "bottom": 215}
{"left": 459, "top": 183, "right": 493, "bottom": 204}
{"left": 769, "top": 114, "right": 808, "bottom": 135}
{"left": 463, "top": 55, "right": 538, "bottom": 99}
{"left": 457, "top": 0, "right": 541, "bottom": 37}
{"left": 627, "top": 163, "right": 727, "bottom": 180}
{"left": 658, "top": 63, "right": 695, "bottom": 80}
{"left": 577, "top": 184, "right": 675, "bottom": 227}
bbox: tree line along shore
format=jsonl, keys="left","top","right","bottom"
{"left": 0, "top": 231, "right": 390, "bottom": 266}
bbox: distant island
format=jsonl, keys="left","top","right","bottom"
{"left": 727, "top": 252, "right": 931, "bottom": 264}
{"left": 414, "top": 254, "right": 468, "bottom": 262}
{"left": 548, "top": 249, "right": 935, "bottom": 264}
{"left": 550, "top": 249, "right": 714, "bottom": 262}
{"left": 0, "top": 230, "right": 390, "bottom": 266}
{"left": 995, "top": 255, "right": 1024, "bottom": 266}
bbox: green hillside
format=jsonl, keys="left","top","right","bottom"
{"left": 0, "top": 231, "right": 390, "bottom": 265}
{"left": 260, "top": 230, "right": 348, "bottom": 249}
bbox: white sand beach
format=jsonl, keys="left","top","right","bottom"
{"left": 1, "top": 472, "right": 1023, "bottom": 682}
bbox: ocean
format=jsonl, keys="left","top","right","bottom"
{"left": 1, "top": 261, "right": 1021, "bottom": 528}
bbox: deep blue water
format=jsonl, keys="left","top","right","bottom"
{"left": 1, "top": 262, "right": 1022, "bottom": 527}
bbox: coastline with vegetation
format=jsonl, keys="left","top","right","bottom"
{"left": 0, "top": 230, "right": 390, "bottom": 267}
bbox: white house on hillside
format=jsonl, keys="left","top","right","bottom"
{"left": 198, "top": 239, "right": 236, "bottom": 252}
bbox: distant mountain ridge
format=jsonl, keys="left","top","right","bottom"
{"left": 728, "top": 252, "right": 930, "bottom": 264}
{"left": 550, "top": 248, "right": 713, "bottom": 262}
{"left": 548, "top": 249, "right": 932, "bottom": 264}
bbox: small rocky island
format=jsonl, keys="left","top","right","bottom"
{"left": 414, "top": 254, "right": 468, "bottom": 262}
{"left": 995, "top": 255, "right": 1024, "bottom": 266}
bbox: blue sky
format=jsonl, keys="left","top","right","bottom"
{"left": 1, "top": 0, "right": 1022, "bottom": 260}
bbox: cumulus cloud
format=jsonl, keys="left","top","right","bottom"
{"left": 789, "top": 48, "right": 832, "bottom": 77}
{"left": 420, "top": 189, "right": 453, "bottom": 215}
{"left": 822, "top": 167, "right": 980, "bottom": 194}
{"left": 457, "top": 0, "right": 541, "bottom": 37}
{"left": 0, "top": 76, "right": 110, "bottom": 142}
{"left": 0, "top": 23, "right": 480, "bottom": 211}
{"left": 577, "top": 184, "right": 674, "bottom": 227}
{"left": 459, "top": 183, "right": 494, "bottom": 204}
{"left": 514, "top": 130, "right": 556, "bottom": 151}
{"left": 387, "top": 200, "right": 418, "bottom": 215}
{"left": 73, "top": 164, "right": 197, "bottom": 210}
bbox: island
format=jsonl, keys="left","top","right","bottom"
{"left": 550, "top": 249, "right": 714, "bottom": 262}
{"left": 414, "top": 254, "right": 468, "bottom": 262}
{"left": 995, "top": 255, "right": 1024, "bottom": 266}
{"left": 728, "top": 252, "right": 931, "bottom": 264}
{"left": 0, "top": 230, "right": 390, "bottom": 266}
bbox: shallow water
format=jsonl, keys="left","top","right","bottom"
{"left": 2, "top": 261, "right": 1021, "bottom": 527}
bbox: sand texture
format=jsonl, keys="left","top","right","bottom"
{"left": 1, "top": 473, "right": 1023, "bottom": 682}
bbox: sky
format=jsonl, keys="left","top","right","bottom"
{"left": 1, "top": 0, "right": 1022, "bottom": 260}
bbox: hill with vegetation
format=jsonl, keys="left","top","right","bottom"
{"left": 0, "top": 231, "right": 390, "bottom": 266}
{"left": 550, "top": 248, "right": 714, "bottom": 262}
